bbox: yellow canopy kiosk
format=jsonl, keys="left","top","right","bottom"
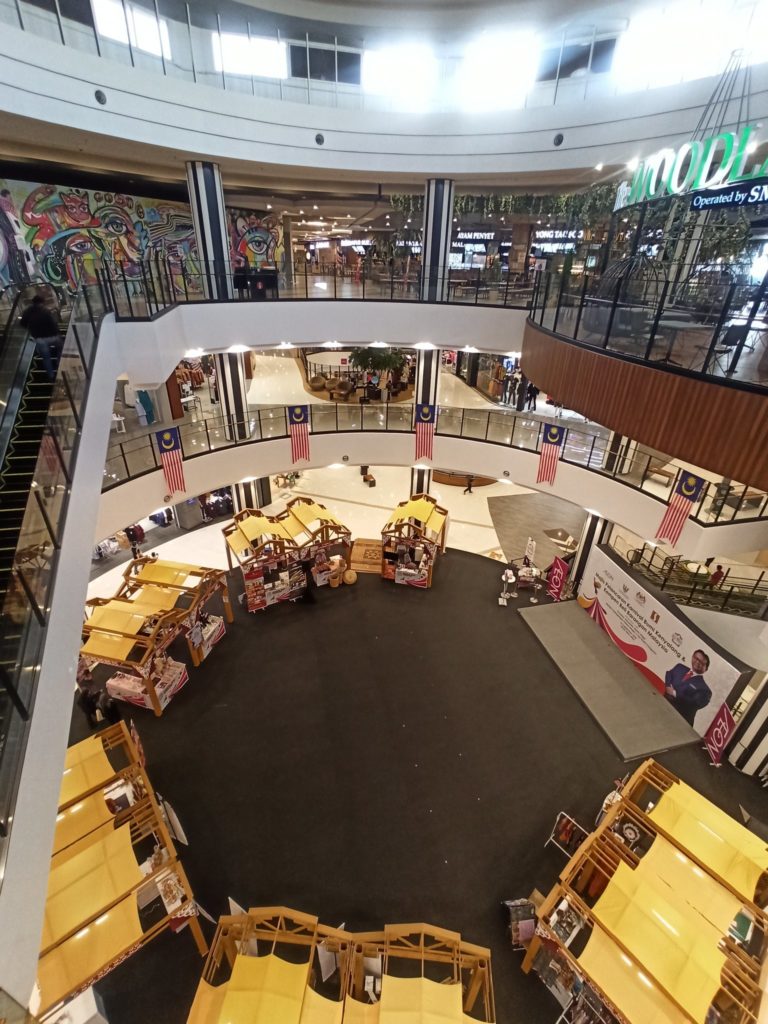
{"left": 38, "top": 722, "right": 206, "bottom": 1019}
{"left": 522, "top": 759, "right": 767, "bottom": 1024}
{"left": 187, "top": 908, "right": 495, "bottom": 1024}
{"left": 223, "top": 497, "right": 351, "bottom": 612}
{"left": 381, "top": 494, "right": 448, "bottom": 589}
{"left": 81, "top": 556, "right": 232, "bottom": 716}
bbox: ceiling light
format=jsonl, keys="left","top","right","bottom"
{"left": 414, "top": 341, "right": 435, "bottom": 350}
{"left": 300, "top": 209, "right": 305, "bottom": 214}
{"left": 369, "top": 341, "right": 387, "bottom": 348}
{"left": 266, "top": 203, "right": 272, "bottom": 209}
{"left": 322, "top": 340, "right": 342, "bottom": 348}
{"left": 347, "top": 213, "right": 351, "bottom": 218}
{"left": 626, "top": 157, "right": 639, "bottom": 171}
{"left": 453, "top": 217, "right": 457, "bottom": 222}
{"left": 594, "top": 163, "right": 604, "bottom": 171}
{"left": 313, "top": 205, "right": 318, "bottom": 210}
{"left": 184, "top": 347, "right": 205, "bottom": 357}
{"left": 457, "top": 31, "right": 539, "bottom": 111}
{"left": 227, "top": 344, "right": 250, "bottom": 353}
{"left": 277, "top": 341, "right": 293, "bottom": 349}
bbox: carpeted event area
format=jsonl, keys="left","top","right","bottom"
{"left": 71, "top": 550, "right": 763, "bottom": 1024}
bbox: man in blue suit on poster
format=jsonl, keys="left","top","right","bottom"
{"left": 664, "top": 649, "right": 713, "bottom": 726}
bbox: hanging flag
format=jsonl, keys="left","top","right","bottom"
{"left": 155, "top": 427, "right": 185, "bottom": 494}
{"left": 288, "top": 405, "right": 310, "bottom": 462}
{"left": 414, "top": 404, "right": 436, "bottom": 461}
{"left": 655, "top": 472, "right": 705, "bottom": 546}
{"left": 546, "top": 556, "right": 570, "bottom": 601}
{"left": 536, "top": 424, "right": 565, "bottom": 485}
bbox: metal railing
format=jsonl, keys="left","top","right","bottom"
{"left": 0, "top": 282, "right": 105, "bottom": 886}
{"left": 102, "top": 402, "right": 768, "bottom": 527}
{"left": 530, "top": 268, "right": 768, "bottom": 390}
{"left": 96, "top": 259, "right": 534, "bottom": 319}
{"left": 619, "top": 544, "right": 768, "bottom": 618}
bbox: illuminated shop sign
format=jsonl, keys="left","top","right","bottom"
{"left": 534, "top": 229, "right": 584, "bottom": 241}
{"left": 340, "top": 238, "right": 373, "bottom": 247}
{"left": 626, "top": 124, "right": 768, "bottom": 205}
{"left": 689, "top": 178, "right": 768, "bottom": 209}
{"left": 456, "top": 231, "right": 495, "bottom": 240}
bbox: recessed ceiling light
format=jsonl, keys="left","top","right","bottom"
{"left": 228, "top": 344, "right": 249, "bottom": 353}
{"left": 313, "top": 205, "right": 318, "bottom": 210}
{"left": 626, "top": 157, "right": 639, "bottom": 171}
{"left": 300, "top": 209, "right": 305, "bottom": 214}
{"left": 369, "top": 341, "right": 387, "bottom": 348}
{"left": 453, "top": 217, "right": 457, "bottom": 222}
{"left": 594, "top": 163, "right": 604, "bottom": 171}
{"left": 278, "top": 342, "right": 294, "bottom": 349}
{"left": 414, "top": 341, "right": 435, "bottom": 350}
{"left": 266, "top": 203, "right": 272, "bottom": 209}
{"left": 347, "top": 213, "right": 352, "bottom": 218}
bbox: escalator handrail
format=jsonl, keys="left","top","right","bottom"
{"left": 0, "top": 286, "right": 43, "bottom": 474}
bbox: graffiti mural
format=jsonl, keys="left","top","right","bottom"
{"left": 0, "top": 179, "right": 199, "bottom": 293}
{"left": 228, "top": 208, "right": 283, "bottom": 269}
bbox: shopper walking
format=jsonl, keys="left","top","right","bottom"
{"left": 526, "top": 383, "right": 539, "bottom": 411}
{"left": 463, "top": 475, "right": 474, "bottom": 494}
{"left": 20, "top": 294, "right": 62, "bottom": 380}
{"left": 707, "top": 564, "right": 725, "bottom": 588}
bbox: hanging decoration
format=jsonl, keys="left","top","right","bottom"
{"left": 288, "top": 405, "right": 311, "bottom": 463}
{"left": 536, "top": 425, "right": 565, "bottom": 485}
{"left": 155, "top": 427, "right": 186, "bottom": 495}
{"left": 655, "top": 473, "right": 706, "bottom": 546}
{"left": 414, "top": 404, "right": 436, "bottom": 461}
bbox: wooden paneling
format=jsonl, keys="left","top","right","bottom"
{"left": 521, "top": 322, "right": 768, "bottom": 490}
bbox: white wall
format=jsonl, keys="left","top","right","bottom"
{"left": 95, "top": 430, "right": 768, "bottom": 560}
{"left": 3, "top": 23, "right": 768, "bottom": 177}
{"left": 0, "top": 322, "right": 122, "bottom": 1007}
{"left": 113, "top": 302, "right": 528, "bottom": 385}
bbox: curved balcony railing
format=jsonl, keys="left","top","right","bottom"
{"left": 96, "top": 259, "right": 534, "bottom": 319}
{"left": 102, "top": 402, "right": 768, "bottom": 527}
{"left": 529, "top": 268, "right": 768, "bottom": 391}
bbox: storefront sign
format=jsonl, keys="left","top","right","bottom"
{"left": 340, "top": 238, "right": 373, "bottom": 247}
{"left": 546, "top": 557, "right": 570, "bottom": 601}
{"left": 704, "top": 702, "right": 737, "bottom": 764}
{"left": 534, "top": 229, "right": 584, "bottom": 241}
{"left": 457, "top": 231, "right": 495, "bottom": 240}
{"left": 689, "top": 177, "right": 768, "bottom": 210}
{"left": 624, "top": 124, "right": 768, "bottom": 206}
{"left": 577, "top": 547, "right": 750, "bottom": 736}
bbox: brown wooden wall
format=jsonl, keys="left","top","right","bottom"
{"left": 521, "top": 322, "right": 768, "bottom": 490}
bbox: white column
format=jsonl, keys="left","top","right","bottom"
{"left": 570, "top": 512, "right": 613, "bottom": 591}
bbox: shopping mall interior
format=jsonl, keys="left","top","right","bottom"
{"left": 3, "top": 0, "right": 768, "bottom": 1022}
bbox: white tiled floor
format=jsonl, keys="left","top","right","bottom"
{"left": 437, "top": 370, "right": 496, "bottom": 409}
{"left": 87, "top": 465, "right": 530, "bottom": 599}
{"left": 247, "top": 353, "right": 325, "bottom": 406}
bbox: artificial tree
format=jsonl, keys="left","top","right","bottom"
{"left": 349, "top": 347, "right": 407, "bottom": 386}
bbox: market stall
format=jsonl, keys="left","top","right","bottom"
{"left": 186, "top": 908, "right": 495, "bottom": 1023}
{"left": 223, "top": 497, "right": 351, "bottom": 612}
{"left": 37, "top": 722, "right": 206, "bottom": 1019}
{"left": 521, "top": 759, "right": 767, "bottom": 1024}
{"left": 81, "top": 556, "right": 232, "bottom": 716}
{"left": 381, "top": 494, "right": 448, "bottom": 589}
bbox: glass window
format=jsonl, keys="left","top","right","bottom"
{"left": 536, "top": 46, "right": 561, "bottom": 82}
{"left": 559, "top": 43, "right": 591, "bottom": 78}
{"left": 591, "top": 38, "right": 616, "bottom": 73}
{"left": 92, "top": 0, "right": 171, "bottom": 57}
{"left": 290, "top": 43, "right": 307, "bottom": 78}
{"left": 337, "top": 50, "right": 361, "bottom": 84}
{"left": 309, "top": 46, "right": 335, "bottom": 80}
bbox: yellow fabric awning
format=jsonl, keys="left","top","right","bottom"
{"left": 87, "top": 603, "right": 149, "bottom": 636}
{"left": 290, "top": 502, "right": 343, "bottom": 530}
{"left": 649, "top": 781, "right": 768, "bottom": 899}
{"left": 129, "top": 586, "right": 179, "bottom": 614}
{"left": 59, "top": 746, "right": 115, "bottom": 808}
{"left": 134, "top": 561, "right": 194, "bottom": 587}
{"left": 52, "top": 791, "right": 114, "bottom": 856}
{"left": 218, "top": 953, "right": 309, "bottom": 1024}
{"left": 239, "top": 516, "right": 294, "bottom": 544}
{"left": 279, "top": 513, "right": 309, "bottom": 540}
{"left": 64, "top": 735, "right": 105, "bottom": 769}
{"left": 379, "top": 975, "right": 465, "bottom": 1023}
{"left": 591, "top": 861, "right": 723, "bottom": 1023}
{"left": 578, "top": 925, "right": 682, "bottom": 1024}
{"left": 343, "top": 998, "right": 381, "bottom": 1023}
{"left": 81, "top": 632, "right": 137, "bottom": 663}
{"left": 37, "top": 894, "right": 143, "bottom": 1013}
{"left": 187, "top": 979, "right": 228, "bottom": 1024}
{"left": 385, "top": 499, "right": 446, "bottom": 538}
{"left": 42, "top": 824, "right": 142, "bottom": 950}
{"left": 639, "top": 837, "right": 743, "bottom": 933}
{"left": 299, "top": 986, "right": 344, "bottom": 1024}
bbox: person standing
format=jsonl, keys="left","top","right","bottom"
{"left": 463, "top": 475, "right": 474, "bottom": 494}
{"left": 20, "top": 294, "right": 62, "bottom": 380}
{"left": 664, "top": 649, "right": 712, "bottom": 726}
{"left": 526, "top": 383, "right": 539, "bottom": 411}
{"left": 708, "top": 564, "right": 725, "bottom": 588}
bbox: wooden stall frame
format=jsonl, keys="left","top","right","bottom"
{"left": 380, "top": 493, "right": 449, "bottom": 588}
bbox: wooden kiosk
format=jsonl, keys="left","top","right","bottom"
{"left": 223, "top": 497, "right": 351, "bottom": 612}
{"left": 82, "top": 556, "right": 232, "bottom": 716}
{"left": 522, "top": 759, "right": 768, "bottom": 1024}
{"left": 381, "top": 494, "right": 448, "bottom": 588}
{"left": 187, "top": 906, "right": 495, "bottom": 1023}
{"left": 38, "top": 722, "right": 206, "bottom": 1018}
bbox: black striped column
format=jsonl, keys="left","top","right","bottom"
{"left": 410, "top": 467, "right": 432, "bottom": 494}
{"left": 215, "top": 352, "right": 249, "bottom": 441}
{"left": 570, "top": 514, "right": 612, "bottom": 590}
{"left": 421, "top": 179, "right": 455, "bottom": 302}
{"left": 185, "top": 161, "right": 232, "bottom": 300}
{"left": 232, "top": 477, "right": 272, "bottom": 512}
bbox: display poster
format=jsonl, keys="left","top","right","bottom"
{"left": 525, "top": 536, "right": 537, "bottom": 562}
{"left": 578, "top": 547, "right": 749, "bottom": 735}
{"left": 547, "top": 557, "right": 570, "bottom": 601}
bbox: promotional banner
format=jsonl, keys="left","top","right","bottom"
{"left": 704, "top": 703, "right": 737, "bottom": 764}
{"left": 547, "top": 557, "right": 570, "bottom": 601}
{"left": 578, "top": 547, "right": 749, "bottom": 736}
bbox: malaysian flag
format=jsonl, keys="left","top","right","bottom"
{"left": 414, "top": 404, "right": 436, "bottom": 461}
{"left": 288, "top": 405, "right": 310, "bottom": 463}
{"left": 536, "top": 424, "right": 565, "bottom": 485}
{"left": 155, "top": 427, "right": 186, "bottom": 494}
{"left": 655, "top": 472, "right": 705, "bottom": 546}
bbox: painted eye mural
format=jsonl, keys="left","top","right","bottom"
{"left": 229, "top": 208, "right": 284, "bottom": 269}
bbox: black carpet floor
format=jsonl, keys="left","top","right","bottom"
{"left": 70, "top": 550, "right": 766, "bottom": 1024}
